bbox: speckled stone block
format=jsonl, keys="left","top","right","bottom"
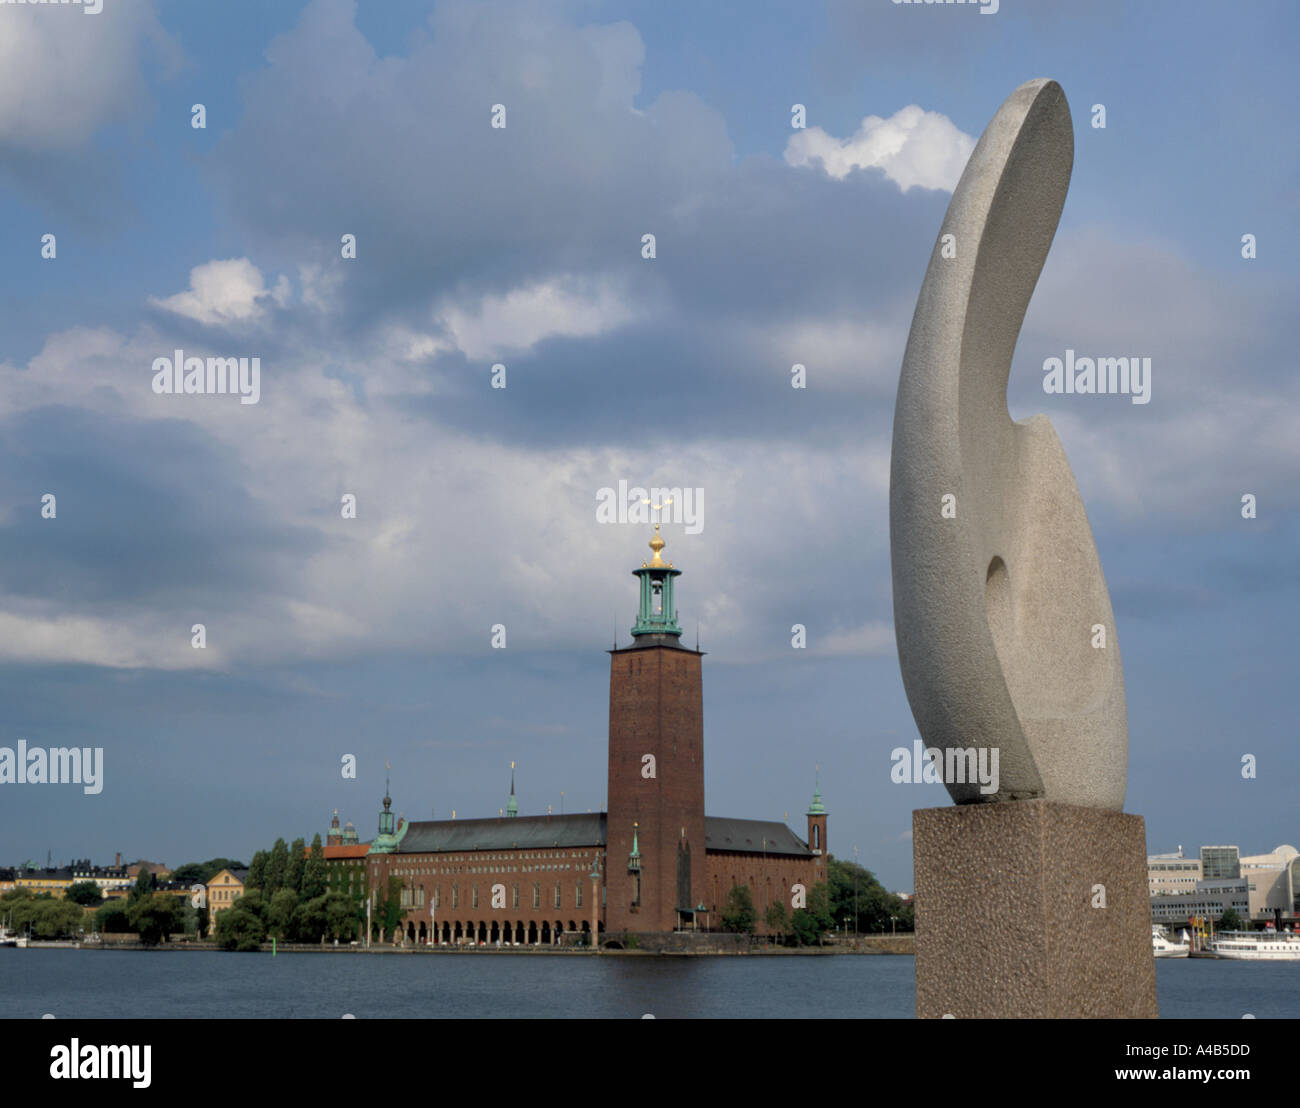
{"left": 914, "top": 799, "right": 1157, "bottom": 1018}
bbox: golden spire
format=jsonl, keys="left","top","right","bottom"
{"left": 649, "top": 523, "right": 667, "bottom": 567}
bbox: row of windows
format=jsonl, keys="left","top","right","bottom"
{"left": 412, "top": 882, "right": 590, "bottom": 910}
{"left": 391, "top": 864, "right": 582, "bottom": 877}
{"left": 395, "top": 850, "right": 592, "bottom": 867}
{"left": 391, "top": 853, "right": 600, "bottom": 880}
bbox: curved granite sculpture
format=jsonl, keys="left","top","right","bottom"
{"left": 889, "top": 79, "right": 1127, "bottom": 810}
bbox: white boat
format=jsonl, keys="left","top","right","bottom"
{"left": 1152, "top": 924, "right": 1189, "bottom": 958}
{"left": 1208, "top": 928, "right": 1300, "bottom": 960}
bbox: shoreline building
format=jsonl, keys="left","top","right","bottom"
{"left": 322, "top": 811, "right": 370, "bottom": 912}
{"left": 1147, "top": 847, "right": 1202, "bottom": 896}
{"left": 363, "top": 526, "right": 828, "bottom": 946}
{"left": 1149, "top": 844, "right": 1299, "bottom": 926}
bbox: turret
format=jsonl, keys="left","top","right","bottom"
{"left": 807, "top": 778, "right": 828, "bottom": 864}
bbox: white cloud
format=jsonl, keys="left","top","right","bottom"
{"left": 436, "top": 274, "right": 645, "bottom": 361}
{"left": 784, "top": 104, "right": 974, "bottom": 192}
{"left": 298, "top": 262, "right": 344, "bottom": 316}
{"left": 0, "top": 2, "right": 180, "bottom": 152}
{"left": 0, "top": 611, "right": 219, "bottom": 669}
{"left": 816, "top": 621, "right": 897, "bottom": 657}
{"left": 150, "top": 258, "right": 281, "bottom": 326}
{"left": 760, "top": 315, "right": 909, "bottom": 391}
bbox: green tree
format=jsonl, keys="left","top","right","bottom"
{"left": 293, "top": 895, "right": 329, "bottom": 943}
{"left": 1, "top": 890, "right": 37, "bottom": 936}
{"left": 64, "top": 881, "right": 104, "bottom": 907}
{"left": 246, "top": 850, "right": 268, "bottom": 891}
{"left": 129, "top": 893, "right": 183, "bottom": 946}
{"left": 32, "top": 899, "right": 86, "bottom": 939}
{"left": 720, "top": 884, "right": 757, "bottom": 934}
{"left": 127, "top": 868, "right": 155, "bottom": 905}
{"left": 893, "top": 900, "right": 914, "bottom": 932}
{"left": 230, "top": 889, "right": 266, "bottom": 922}
{"left": 374, "top": 877, "right": 406, "bottom": 942}
{"left": 171, "top": 858, "right": 244, "bottom": 887}
{"left": 790, "top": 881, "right": 835, "bottom": 946}
{"left": 324, "top": 891, "right": 360, "bottom": 941}
{"left": 286, "top": 837, "right": 307, "bottom": 897}
{"left": 195, "top": 904, "right": 210, "bottom": 940}
{"left": 267, "top": 888, "right": 299, "bottom": 940}
{"left": 765, "top": 900, "right": 791, "bottom": 944}
{"left": 265, "top": 838, "right": 289, "bottom": 896}
{"left": 302, "top": 834, "right": 327, "bottom": 901}
{"left": 169, "top": 863, "right": 205, "bottom": 888}
{"left": 1218, "top": 907, "right": 1244, "bottom": 931}
{"left": 791, "top": 908, "right": 820, "bottom": 946}
{"left": 215, "top": 907, "right": 265, "bottom": 952}
{"left": 95, "top": 900, "right": 132, "bottom": 933}
{"left": 825, "top": 855, "right": 913, "bottom": 935}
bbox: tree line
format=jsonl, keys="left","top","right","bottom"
{"left": 718, "top": 856, "right": 914, "bottom": 944}
{"left": 214, "top": 833, "right": 371, "bottom": 951}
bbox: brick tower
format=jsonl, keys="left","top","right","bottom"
{"left": 605, "top": 524, "right": 706, "bottom": 934}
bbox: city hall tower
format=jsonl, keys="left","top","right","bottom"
{"left": 605, "top": 525, "right": 707, "bottom": 932}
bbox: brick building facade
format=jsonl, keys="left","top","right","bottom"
{"left": 360, "top": 526, "right": 826, "bottom": 944}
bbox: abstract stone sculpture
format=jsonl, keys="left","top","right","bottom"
{"left": 894, "top": 80, "right": 1156, "bottom": 1018}
{"left": 889, "top": 78, "right": 1126, "bottom": 810}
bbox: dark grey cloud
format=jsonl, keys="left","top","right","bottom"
{"left": 0, "top": 404, "right": 318, "bottom": 608}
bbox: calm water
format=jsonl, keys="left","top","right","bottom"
{"left": 2, "top": 950, "right": 1297, "bottom": 1019}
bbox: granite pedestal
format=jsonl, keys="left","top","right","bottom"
{"left": 913, "top": 799, "right": 1157, "bottom": 1018}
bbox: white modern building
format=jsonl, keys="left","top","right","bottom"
{"left": 1148, "top": 846, "right": 1201, "bottom": 895}
{"left": 1149, "top": 844, "right": 1299, "bottom": 925}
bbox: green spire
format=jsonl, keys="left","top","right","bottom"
{"left": 506, "top": 761, "right": 518, "bottom": 818}
{"left": 807, "top": 771, "right": 826, "bottom": 816}
{"left": 371, "top": 762, "right": 400, "bottom": 852}
{"left": 631, "top": 524, "right": 683, "bottom": 638}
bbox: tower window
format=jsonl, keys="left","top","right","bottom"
{"left": 632, "top": 872, "right": 641, "bottom": 908}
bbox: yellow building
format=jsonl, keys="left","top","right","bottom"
{"left": 14, "top": 865, "right": 74, "bottom": 898}
{"left": 205, "top": 868, "right": 248, "bottom": 923}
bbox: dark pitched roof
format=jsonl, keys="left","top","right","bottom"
{"left": 391, "top": 813, "right": 812, "bottom": 857}
{"left": 704, "top": 817, "right": 812, "bottom": 857}
{"left": 397, "top": 813, "right": 607, "bottom": 854}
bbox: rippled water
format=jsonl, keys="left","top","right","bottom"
{"left": 2, "top": 949, "right": 1295, "bottom": 1019}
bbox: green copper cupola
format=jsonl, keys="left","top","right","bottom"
{"left": 371, "top": 764, "right": 401, "bottom": 853}
{"left": 506, "top": 761, "right": 518, "bottom": 818}
{"left": 379, "top": 766, "right": 395, "bottom": 836}
{"left": 807, "top": 767, "right": 827, "bottom": 816}
{"left": 631, "top": 524, "right": 682, "bottom": 638}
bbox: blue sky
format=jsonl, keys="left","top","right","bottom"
{"left": 0, "top": 0, "right": 1295, "bottom": 891}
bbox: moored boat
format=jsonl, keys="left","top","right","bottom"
{"left": 1208, "top": 928, "right": 1300, "bottom": 960}
{"left": 1152, "top": 924, "right": 1189, "bottom": 958}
